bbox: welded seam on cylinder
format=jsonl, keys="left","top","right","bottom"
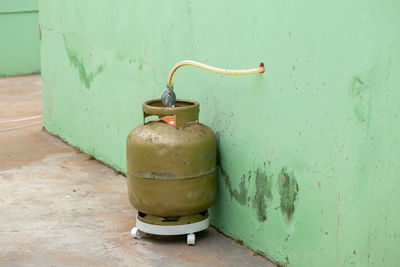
{"left": 128, "top": 168, "right": 216, "bottom": 180}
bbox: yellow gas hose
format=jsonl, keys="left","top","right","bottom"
{"left": 167, "top": 60, "right": 265, "bottom": 89}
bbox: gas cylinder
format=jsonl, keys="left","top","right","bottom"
{"left": 126, "top": 99, "right": 217, "bottom": 221}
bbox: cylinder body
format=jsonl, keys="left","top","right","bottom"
{"left": 126, "top": 99, "right": 217, "bottom": 217}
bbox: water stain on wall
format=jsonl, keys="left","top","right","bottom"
{"left": 350, "top": 76, "right": 371, "bottom": 128}
{"left": 252, "top": 166, "right": 273, "bottom": 222}
{"left": 219, "top": 162, "right": 248, "bottom": 205}
{"left": 278, "top": 167, "right": 299, "bottom": 223}
{"left": 62, "top": 34, "right": 104, "bottom": 89}
{"left": 216, "top": 135, "right": 248, "bottom": 205}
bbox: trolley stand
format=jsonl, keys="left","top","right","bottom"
{"left": 131, "top": 215, "right": 210, "bottom": 245}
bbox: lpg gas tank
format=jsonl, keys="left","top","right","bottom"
{"left": 126, "top": 99, "right": 217, "bottom": 217}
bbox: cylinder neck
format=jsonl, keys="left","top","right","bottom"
{"left": 142, "top": 99, "right": 199, "bottom": 128}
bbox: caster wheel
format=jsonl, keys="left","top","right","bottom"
{"left": 187, "top": 233, "right": 195, "bottom": 245}
{"left": 131, "top": 227, "right": 142, "bottom": 239}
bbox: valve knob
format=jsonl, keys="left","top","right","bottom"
{"left": 161, "top": 85, "right": 176, "bottom": 107}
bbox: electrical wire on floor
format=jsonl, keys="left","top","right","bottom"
{"left": 0, "top": 121, "right": 42, "bottom": 132}
{"left": 0, "top": 115, "right": 43, "bottom": 132}
{"left": 0, "top": 114, "right": 42, "bottom": 125}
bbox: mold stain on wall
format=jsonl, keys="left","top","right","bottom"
{"left": 252, "top": 165, "right": 273, "bottom": 222}
{"left": 216, "top": 134, "right": 248, "bottom": 206}
{"left": 219, "top": 163, "right": 249, "bottom": 206}
{"left": 62, "top": 34, "right": 104, "bottom": 89}
{"left": 278, "top": 167, "right": 299, "bottom": 223}
{"left": 216, "top": 130, "right": 274, "bottom": 222}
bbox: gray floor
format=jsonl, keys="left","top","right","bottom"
{"left": 0, "top": 75, "right": 276, "bottom": 267}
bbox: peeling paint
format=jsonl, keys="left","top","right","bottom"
{"left": 278, "top": 167, "right": 298, "bottom": 223}
{"left": 62, "top": 35, "right": 104, "bottom": 89}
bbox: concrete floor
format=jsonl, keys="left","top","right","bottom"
{"left": 0, "top": 75, "right": 276, "bottom": 267}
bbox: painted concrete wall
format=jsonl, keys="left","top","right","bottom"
{"left": 40, "top": 0, "right": 400, "bottom": 266}
{"left": 0, "top": 0, "right": 40, "bottom": 77}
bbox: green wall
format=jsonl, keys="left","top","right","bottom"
{"left": 40, "top": 0, "right": 400, "bottom": 266}
{"left": 0, "top": 0, "right": 40, "bottom": 77}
